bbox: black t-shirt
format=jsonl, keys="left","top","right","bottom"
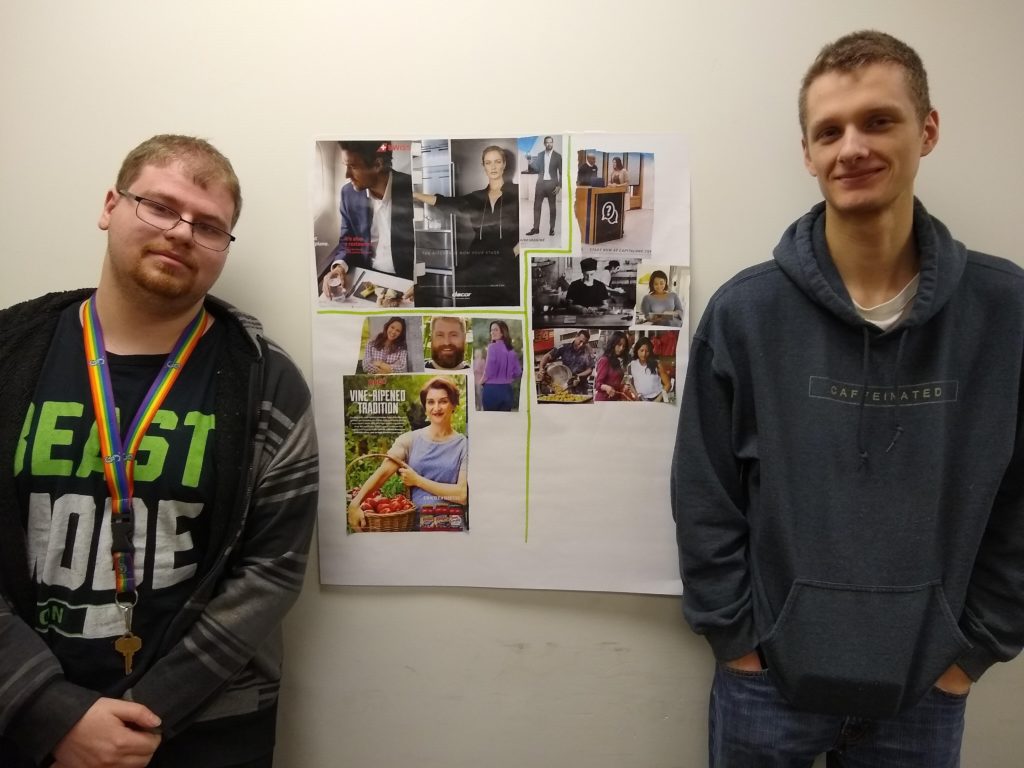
{"left": 15, "top": 302, "right": 223, "bottom": 690}
{"left": 566, "top": 278, "right": 609, "bottom": 307}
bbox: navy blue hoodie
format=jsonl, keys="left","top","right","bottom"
{"left": 672, "top": 199, "right": 1024, "bottom": 718}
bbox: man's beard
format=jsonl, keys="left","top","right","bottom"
{"left": 432, "top": 344, "right": 465, "bottom": 369}
{"left": 134, "top": 263, "right": 194, "bottom": 298}
{"left": 111, "top": 244, "right": 200, "bottom": 307}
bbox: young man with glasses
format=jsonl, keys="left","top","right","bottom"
{"left": 0, "top": 135, "right": 319, "bottom": 767}
{"left": 673, "top": 31, "right": 1024, "bottom": 766}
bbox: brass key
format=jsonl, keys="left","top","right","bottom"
{"left": 115, "top": 633, "right": 142, "bottom": 675}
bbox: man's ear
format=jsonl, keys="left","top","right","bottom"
{"left": 98, "top": 187, "right": 119, "bottom": 231}
{"left": 920, "top": 108, "right": 940, "bottom": 157}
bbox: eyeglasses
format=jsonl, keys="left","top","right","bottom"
{"left": 118, "top": 190, "right": 236, "bottom": 252}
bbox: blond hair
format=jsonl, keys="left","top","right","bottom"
{"left": 116, "top": 134, "right": 242, "bottom": 227}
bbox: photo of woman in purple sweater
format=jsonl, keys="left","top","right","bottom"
{"left": 478, "top": 320, "right": 523, "bottom": 411}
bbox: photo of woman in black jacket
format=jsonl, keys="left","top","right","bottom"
{"left": 414, "top": 144, "right": 519, "bottom": 307}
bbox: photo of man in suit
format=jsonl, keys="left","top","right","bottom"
{"left": 526, "top": 135, "right": 562, "bottom": 237}
{"left": 319, "top": 141, "right": 415, "bottom": 298}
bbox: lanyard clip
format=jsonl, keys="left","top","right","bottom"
{"left": 115, "top": 592, "right": 138, "bottom": 634}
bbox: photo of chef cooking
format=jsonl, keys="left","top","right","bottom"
{"left": 534, "top": 328, "right": 596, "bottom": 403}
{"left": 531, "top": 256, "right": 638, "bottom": 330}
{"left": 533, "top": 328, "right": 678, "bottom": 404}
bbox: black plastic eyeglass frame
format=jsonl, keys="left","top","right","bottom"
{"left": 118, "top": 190, "right": 236, "bottom": 251}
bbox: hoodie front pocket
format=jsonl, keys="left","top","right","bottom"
{"left": 760, "top": 579, "right": 971, "bottom": 719}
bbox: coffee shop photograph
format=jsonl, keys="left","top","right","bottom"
{"left": 573, "top": 149, "right": 654, "bottom": 256}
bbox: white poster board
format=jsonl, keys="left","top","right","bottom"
{"left": 313, "top": 133, "right": 690, "bottom": 593}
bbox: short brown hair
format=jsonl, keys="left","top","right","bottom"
{"left": 116, "top": 134, "right": 243, "bottom": 227}
{"left": 430, "top": 316, "right": 466, "bottom": 336}
{"left": 419, "top": 377, "right": 460, "bottom": 408}
{"left": 799, "top": 30, "right": 931, "bottom": 135}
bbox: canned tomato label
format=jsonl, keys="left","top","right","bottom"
{"left": 415, "top": 505, "right": 468, "bottom": 531}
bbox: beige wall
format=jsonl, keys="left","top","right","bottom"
{"left": 1, "top": 1, "right": 1022, "bottom": 765}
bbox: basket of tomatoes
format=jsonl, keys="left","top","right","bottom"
{"left": 347, "top": 454, "right": 417, "bottom": 532}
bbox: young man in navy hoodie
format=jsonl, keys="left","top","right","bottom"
{"left": 672, "top": 31, "right": 1024, "bottom": 766}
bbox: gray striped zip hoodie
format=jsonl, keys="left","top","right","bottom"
{"left": 0, "top": 289, "right": 319, "bottom": 765}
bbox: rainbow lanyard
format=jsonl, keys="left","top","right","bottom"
{"left": 81, "top": 294, "right": 208, "bottom": 598}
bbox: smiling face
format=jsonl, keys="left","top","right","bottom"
{"left": 636, "top": 343, "right": 650, "bottom": 364}
{"left": 431, "top": 317, "right": 466, "bottom": 369}
{"left": 801, "top": 63, "right": 938, "bottom": 218}
{"left": 424, "top": 387, "right": 454, "bottom": 426}
{"left": 652, "top": 276, "right": 667, "bottom": 294}
{"left": 482, "top": 148, "right": 506, "bottom": 182}
{"left": 489, "top": 322, "right": 503, "bottom": 341}
{"left": 572, "top": 332, "right": 589, "bottom": 351}
{"left": 385, "top": 319, "right": 404, "bottom": 342}
{"left": 98, "top": 161, "right": 234, "bottom": 312}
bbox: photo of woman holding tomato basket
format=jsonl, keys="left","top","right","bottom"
{"left": 347, "top": 376, "right": 468, "bottom": 532}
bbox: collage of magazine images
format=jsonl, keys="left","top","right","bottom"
{"left": 312, "top": 134, "right": 690, "bottom": 538}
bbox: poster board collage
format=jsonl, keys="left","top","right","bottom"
{"left": 312, "top": 133, "right": 690, "bottom": 594}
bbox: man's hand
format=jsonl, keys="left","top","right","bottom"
{"left": 723, "top": 650, "right": 763, "bottom": 672}
{"left": 320, "top": 263, "right": 347, "bottom": 299}
{"left": 53, "top": 698, "right": 161, "bottom": 768}
{"left": 934, "top": 663, "right": 972, "bottom": 695}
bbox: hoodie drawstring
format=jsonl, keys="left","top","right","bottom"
{"left": 857, "top": 325, "right": 911, "bottom": 466}
{"left": 857, "top": 328, "right": 871, "bottom": 469}
{"left": 885, "top": 328, "right": 909, "bottom": 453}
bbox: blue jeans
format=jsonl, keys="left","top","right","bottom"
{"left": 709, "top": 664, "right": 966, "bottom": 768}
{"left": 481, "top": 382, "right": 515, "bottom": 411}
